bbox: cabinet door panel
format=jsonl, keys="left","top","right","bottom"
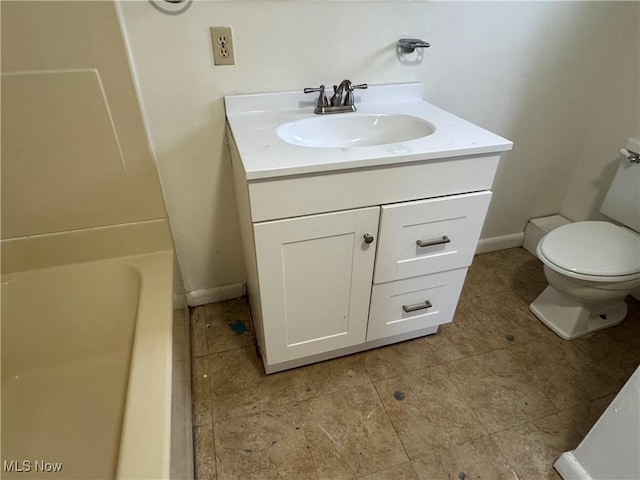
{"left": 254, "top": 207, "right": 379, "bottom": 365}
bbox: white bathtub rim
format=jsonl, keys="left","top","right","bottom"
{"left": 3, "top": 250, "right": 175, "bottom": 479}
{"left": 555, "top": 451, "right": 593, "bottom": 479}
{"left": 114, "top": 251, "right": 173, "bottom": 480}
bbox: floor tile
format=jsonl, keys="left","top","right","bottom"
{"left": 598, "top": 349, "right": 640, "bottom": 388}
{"left": 491, "top": 397, "right": 614, "bottom": 480}
{"left": 204, "top": 298, "right": 253, "bottom": 354}
{"left": 495, "top": 247, "right": 546, "bottom": 284}
{"left": 420, "top": 306, "right": 504, "bottom": 364}
{"left": 491, "top": 422, "right": 562, "bottom": 480}
{"left": 361, "top": 336, "right": 439, "bottom": 382}
{"left": 207, "top": 346, "right": 296, "bottom": 422}
{"left": 357, "top": 462, "right": 418, "bottom": 480}
{"left": 194, "top": 423, "right": 217, "bottom": 480}
{"left": 461, "top": 290, "right": 550, "bottom": 346}
{"left": 460, "top": 253, "right": 510, "bottom": 299}
{"left": 497, "top": 248, "right": 548, "bottom": 304}
{"left": 192, "top": 355, "right": 213, "bottom": 426}
{"left": 509, "top": 336, "right": 618, "bottom": 410}
{"left": 461, "top": 248, "right": 547, "bottom": 304}
{"left": 214, "top": 406, "right": 315, "bottom": 480}
{"left": 300, "top": 384, "right": 408, "bottom": 479}
{"left": 291, "top": 353, "right": 371, "bottom": 401}
{"left": 500, "top": 248, "right": 545, "bottom": 282}
{"left": 374, "top": 366, "right": 487, "bottom": 459}
{"left": 442, "top": 349, "right": 558, "bottom": 433}
{"left": 513, "top": 280, "right": 548, "bottom": 305}
{"left": 191, "top": 305, "right": 209, "bottom": 357}
{"left": 190, "top": 249, "right": 638, "bottom": 480}
{"left": 412, "top": 436, "right": 517, "bottom": 480}
{"left": 571, "top": 300, "right": 640, "bottom": 362}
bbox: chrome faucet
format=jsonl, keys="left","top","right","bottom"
{"left": 304, "top": 79, "right": 368, "bottom": 114}
{"left": 331, "top": 79, "right": 368, "bottom": 108}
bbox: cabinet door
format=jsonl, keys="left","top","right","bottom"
{"left": 254, "top": 207, "right": 380, "bottom": 365}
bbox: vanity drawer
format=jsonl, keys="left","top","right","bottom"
{"left": 373, "top": 191, "right": 491, "bottom": 283}
{"left": 366, "top": 268, "right": 467, "bottom": 342}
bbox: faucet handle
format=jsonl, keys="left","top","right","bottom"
{"left": 344, "top": 84, "right": 368, "bottom": 107}
{"left": 304, "top": 85, "right": 329, "bottom": 108}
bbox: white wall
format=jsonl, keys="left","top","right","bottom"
{"left": 117, "top": 1, "right": 639, "bottom": 301}
{"left": 561, "top": 25, "right": 640, "bottom": 222}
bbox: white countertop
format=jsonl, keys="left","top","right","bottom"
{"left": 225, "top": 83, "right": 513, "bottom": 181}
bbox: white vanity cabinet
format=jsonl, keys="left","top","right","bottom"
{"left": 229, "top": 141, "right": 500, "bottom": 373}
{"left": 225, "top": 83, "right": 512, "bottom": 373}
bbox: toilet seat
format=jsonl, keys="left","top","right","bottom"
{"left": 537, "top": 221, "right": 640, "bottom": 283}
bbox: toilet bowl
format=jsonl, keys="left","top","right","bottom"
{"left": 530, "top": 222, "right": 640, "bottom": 339}
{"left": 529, "top": 136, "right": 640, "bottom": 340}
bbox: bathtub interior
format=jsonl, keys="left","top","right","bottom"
{"left": 1, "top": 262, "right": 142, "bottom": 479}
{"left": 0, "top": 219, "right": 183, "bottom": 480}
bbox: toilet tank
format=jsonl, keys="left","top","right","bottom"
{"left": 600, "top": 136, "right": 640, "bottom": 232}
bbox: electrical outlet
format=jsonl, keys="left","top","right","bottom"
{"left": 210, "top": 26, "right": 235, "bottom": 66}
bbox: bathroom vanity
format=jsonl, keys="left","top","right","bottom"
{"left": 226, "top": 83, "right": 512, "bottom": 373}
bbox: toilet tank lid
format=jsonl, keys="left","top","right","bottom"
{"left": 539, "top": 221, "right": 640, "bottom": 277}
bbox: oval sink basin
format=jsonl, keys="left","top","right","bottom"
{"left": 277, "top": 114, "right": 435, "bottom": 148}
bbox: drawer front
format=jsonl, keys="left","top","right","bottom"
{"left": 366, "top": 268, "right": 467, "bottom": 342}
{"left": 247, "top": 154, "right": 501, "bottom": 222}
{"left": 373, "top": 191, "right": 491, "bottom": 284}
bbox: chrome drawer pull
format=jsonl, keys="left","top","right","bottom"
{"left": 402, "top": 300, "right": 433, "bottom": 313}
{"left": 416, "top": 235, "right": 450, "bottom": 248}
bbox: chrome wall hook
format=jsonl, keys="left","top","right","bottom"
{"left": 398, "top": 39, "right": 430, "bottom": 54}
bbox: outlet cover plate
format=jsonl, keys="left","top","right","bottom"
{"left": 210, "top": 26, "right": 235, "bottom": 66}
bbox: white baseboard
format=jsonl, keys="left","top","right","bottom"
{"left": 186, "top": 282, "right": 246, "bottom": 307}
{"left": 475, "top": 232, "right": 524, "bottom": 254}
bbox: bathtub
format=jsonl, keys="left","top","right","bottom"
{"left": 1, "top": 221, "right": 176, "bottom": 479}
{"left": 555, "top": 365, "right": 640, "bottom": 479}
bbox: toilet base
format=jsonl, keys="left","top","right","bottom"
{"left": 530, "top": 286, "right": 627, "bottom": 340}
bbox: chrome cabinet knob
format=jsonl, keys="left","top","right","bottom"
{"left": 363, "top": 234, "right": 375, "bottom": 244}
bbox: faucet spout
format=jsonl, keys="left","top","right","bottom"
{"left": 330, "top": 80, "right": 353, "bottom": 107}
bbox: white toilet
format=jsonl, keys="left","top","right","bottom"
{"left": 530, "top": 136, "right": 640, "bottom": 340}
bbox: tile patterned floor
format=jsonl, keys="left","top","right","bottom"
{"left": 190, "top": 248, "right": 640, "bottom": 480}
